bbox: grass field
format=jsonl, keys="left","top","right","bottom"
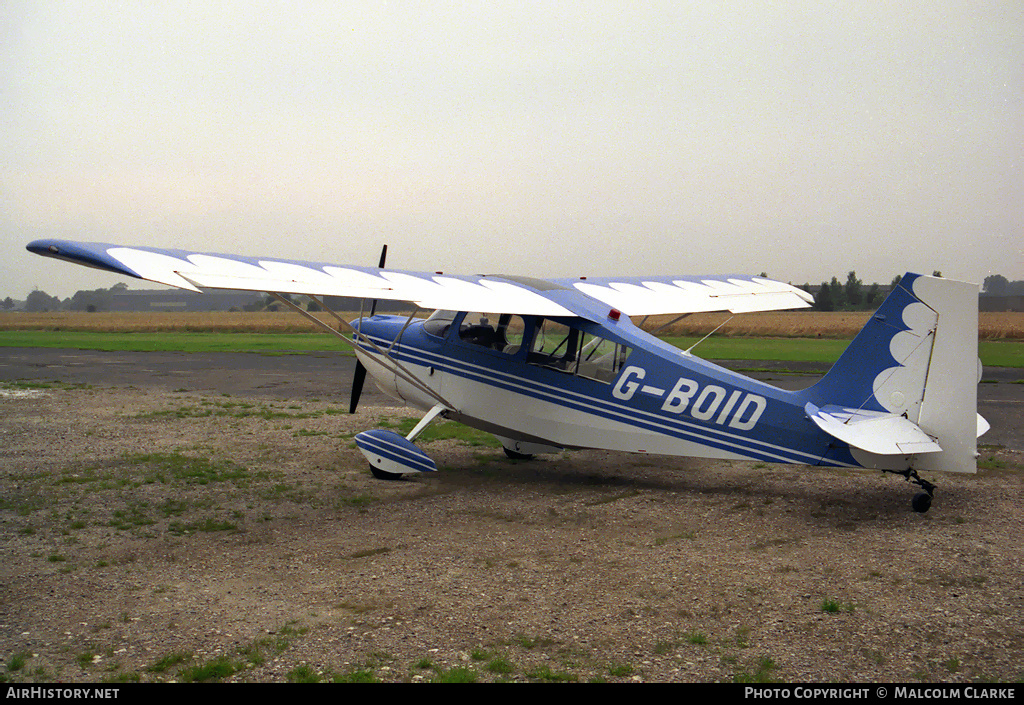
{"left": 1, "top": 310, "right": 1022, "bottom": 366}
{"left": 0, "top": 330, "right": 349, "bottom": 354}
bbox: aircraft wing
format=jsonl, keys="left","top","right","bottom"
{"left": 559, "top": 275, "right": 814, "bottom": 315}
{"left": 26, "top": 239, "right": 813, "bottom": 317}
{"left": 26, "top": 240, "right": 577, "bottom": 316}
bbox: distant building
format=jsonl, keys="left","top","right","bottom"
{"left": 104, "top": 289, "right": 411, "bottom": 313}
{"left": 322, "top": 296, "right": 411, "bottom": 313}
{"left": 109, "top": 289, "right": 263, "bottom": 312}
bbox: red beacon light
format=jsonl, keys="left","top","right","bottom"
{"left": 608, "top": 308, "right": 621, "bottom": 321}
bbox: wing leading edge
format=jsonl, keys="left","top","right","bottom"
{"left": 26, "top": 239, "right": 813, "bottom": 317}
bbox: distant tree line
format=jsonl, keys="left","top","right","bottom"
{"left": 796, "top": 271, "right": 897, "bottom": 312}
{"left": 14, "top": 286, "right": 303, "bottom": 313}
{"left": 798, "top": 272, "right": 1024, "bottom": 312}
{"left": 19, "top": 283, "right": 131, "bottom": 312}
{"left": 982, "top": 275, "right": 1024, "bottom": 297}
{"left": 24, "top": 289, "right": 66, "bottom": 312}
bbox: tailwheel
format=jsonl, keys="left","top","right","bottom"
{"left": 503, "top": 447, "right": 534, "bottom": 460}
{"left": 883, "top": 467, "right": 936, "bottom": 513}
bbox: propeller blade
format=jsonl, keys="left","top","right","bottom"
{"left": 350, "top": 359, "right": 367, "bottom": 414}
{"left": 370, "top": 244, "right": 387, "bottom": 316}
{"left": 355, "top": 244, "right": 386, "bottom": 413}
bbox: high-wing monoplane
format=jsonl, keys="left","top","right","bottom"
{"left": 27, "top": 239, "right": 988, "bottom": 512}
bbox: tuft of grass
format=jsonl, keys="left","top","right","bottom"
{"left": 486, "top": 656, "right": 514, "bottom": 675}
{"left": 75, "top": 651, "right": 98, "bottom": 669}
{"left": 977, "top": 455, "right": 1008, "bottom": 471}
{"left": 432, "top": 666, "right": 477, "bottom": 683}
{"left": 686, "top": 631, "right": 708, "bottom": 645}
{"left": 178, "top": 656, "right": 238, "bottom": 683}
{"left": 515, "top": 634, "right": 556, "bottom": 650}
{"left": 7, "top": 652, "right": 31, "bottom": 672}
{"left": 287, "top": 664, "right": 321, "bottom": 683}
{"left": 526, "top": 665, "right": 578, "bottom": 682}
{"left": 821, "top": 598, "right": 856, "bottom": 614}
{"left": 237, "top": 622, "right": 309, "bottom": 667}
{"left": 332, "top": 668, "right": 379, "bottom": 683}
{"left": 336, "top": 494, "right": 377, "bottom": 509}
{"left": 127, "top": 451, "right": 249, "bottom": 486}
{"left": 108, "top": 503, "right": 156, "bottom": 530}
{"left": 608, "top": 663, "right": 634, "bottom": 677}
{"left": 147, "top": 652, "right": 192, "bottom": 673}
{"left": 734, "top": 656, "right": 780, "bottom": 683}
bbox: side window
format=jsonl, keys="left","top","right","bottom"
{"left": 527, "top": 318, "right": 631, "bottom": 383}
{"left": 459, "top": 313, "right": 526, "bottom": 355}
{"left": 528, "top": 319, "right": 578, "bottom": 371}
{"left": 576, "top": 332, "right": 631, "bottom": 383}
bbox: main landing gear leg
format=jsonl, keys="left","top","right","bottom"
{"left": 883, "top": 467, "right": 937, "bottom": 513}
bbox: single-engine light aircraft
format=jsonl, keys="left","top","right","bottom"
{"left": 27, "top": 239, "right": 988, "bottom": 512}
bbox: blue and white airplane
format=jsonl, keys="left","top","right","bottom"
{"left": 27, "top": 239, "right": 988, "bottom": 512}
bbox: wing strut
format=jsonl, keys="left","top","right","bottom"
{"left": 267, "top": 292, "right": 454, "bottom": 411}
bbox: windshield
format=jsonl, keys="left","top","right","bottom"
{"left": 422, "top": 309, "right": 457, "bottom": 337}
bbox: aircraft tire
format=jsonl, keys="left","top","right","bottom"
{"left": 503, "top": 447, "right": 534, "bottom": 461}
{"left": 911, "top": 492, "right": 932, "bottom": 513}
{"left": 369, "top": 464, "right": 405, "bottom": 481}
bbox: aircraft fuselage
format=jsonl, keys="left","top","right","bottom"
{"left": 351, "top": 312, "right": 856, "bottom": 468}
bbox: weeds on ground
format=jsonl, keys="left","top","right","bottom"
{"left": 734, "top": 656, "right": 780, "bottom": 683}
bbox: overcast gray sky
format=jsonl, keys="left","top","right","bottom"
{"left": 3, "top": 1, "right": 1021, "bottom": 299}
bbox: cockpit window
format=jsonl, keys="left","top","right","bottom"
{"left": 458, "top": 313, "right": 527, "bottom": 355}
{"left": 423, "top": 309, "right": 457, "bottom": 338}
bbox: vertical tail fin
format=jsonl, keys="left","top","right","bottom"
{"left": 807, "top": 273, "right": 980, "bottom": 473}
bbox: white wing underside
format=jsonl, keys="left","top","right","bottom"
{"left": 29, "top": 241, "right": 814, "bottom": 317}
{"left": 571, "top": 278, "right": 813, "bottom": 315}
{"left": 110, "top": 248, "right": 577, "bottom": 316}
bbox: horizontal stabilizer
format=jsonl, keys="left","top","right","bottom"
{"left": 977, "top": 414, "right": 990, "bottom": 438}
{"left": 805, "top": 402, "right": 942, "bottom": 456}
